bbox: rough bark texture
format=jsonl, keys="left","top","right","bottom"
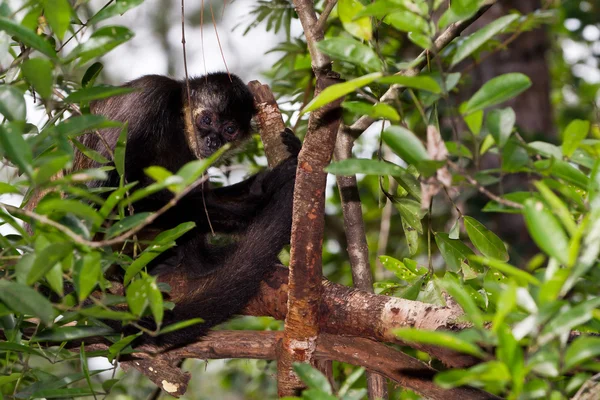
{"left": 85, "top": 331, "right": 499, "bottom": 400}
{"left": 278, "top": 0, "right": 340, "bottom": 395}
{"left": 245, "top": 266, "right": 475, "bottom": 368}
{"left": 248, "top": 80, "right": 290, "bottom": 167}
{"left": 278, "top": 72, "right": 343, "bottom": 396}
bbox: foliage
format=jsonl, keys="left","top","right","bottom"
{"left": 0, "top": 0, "right": 598, "bottom": 399}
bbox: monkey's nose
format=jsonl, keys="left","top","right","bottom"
{"left": 206, "top": 134, "right": 222, "bottom": 150}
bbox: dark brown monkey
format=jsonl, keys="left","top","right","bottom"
{"left": 75, "top": 72, "right": 299, "bottom": 347}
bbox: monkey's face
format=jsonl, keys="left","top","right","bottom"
{"left": 183, "top": 73, "right": 257, "bottom": 160}
{"left": 194, "top": 110, "right": 249, "bottom": 158}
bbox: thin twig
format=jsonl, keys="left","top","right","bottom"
{"left": 447, "top": 160, "right": 523, "bottom": 209}
{"left": 315, "top": 0, "right": 337, "bottom": 34}
{"left": 3, "top": 175, "right": 210, "bottom": 249}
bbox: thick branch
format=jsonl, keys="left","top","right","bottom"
{"left": 84, "top": 331, "right": 499, "bottom": 400}
{"left": 244, "top": 266, "right": 476, "bottom": 369}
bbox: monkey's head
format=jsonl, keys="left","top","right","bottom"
{"left": 183, "top": 72, "right": 257, "bottom": 159}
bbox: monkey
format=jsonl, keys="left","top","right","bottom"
{"left": 73, "top": 72, "right": 300, "bottom": 347}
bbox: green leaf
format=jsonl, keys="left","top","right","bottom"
{"left": 463, "top": 216, "right": 508, "bottom": 261}
{"left": 564, "top": 337, "right": 600, "bottom": 371}
{"left": 407, "top": 31, "right": 432, "bottom": 50}
{"left": 470, "top": 256, "right": 540, "bottom": 286}
{"left": 293, "top": 363, "right": 332, "bottom": 394}
{"left": 27, "top": 243, "right": 72, "bottom": 285}
{"left": 379, "top": 255, "right": 426, "bottom": 281}
{"left": 0, "top": 122, "right": 33, "bottom": 178}
{"left": 74, "top": 252, "right": 102, "bottom": 302}
{"left": 21, "top": 58, "right": 54, "bottom": 99}
{"left": 326, "top": 159, "right": 406, "bottom": 176}
{"left": 146, "top": 275, "right": 163, "bottom": 325}
{"left": 0, "top": 16, "right": 57, "bottom": 58}
{"left": 342, "top": 101, "right": 400, "bottom": 122}
{"left": 158, "top": 318, "right": 204, "bottom": 335}
{"left": 539, "top": 298, "right": 600, "bottom": 346}
{"left": 435, "top": 233, "right": 474, "bottom": 273}
{"left": 562, "top": 119, "right": 590, "bottom": 158}
{"left": 0, "top": 182, "right": 21, "bottom": 194}
{"left": 33, "top": 326, "right": 114, "bottom": 342}
{"left": 463, "top": 109, "right": 483, "bottom": 135}
{"left": 114, "top": 124, "right": 128, "bottom": 179}
{"left": 317, "top": 37, "right": 382, "bottom": 72}
{"left": 534, "top": 181, "right": 577, "bottom": 236}
{"left": 126, "top": 278, "right": 148, "bottom": 316}
{"left": 43, "top": 0, "right": 72, "bottom": 40}
{"left": 338, "top": 0, "right": 372, "bottom": 41}
{"left": 394, "top": 198, "right": 424, "bottom": 234}
{"left": 56, "top": 114, "right": 121, "bottom": 137}
{"left": 0, "top": 280, "right": 54, "bottom": 325}
{"left": 82, "top": 62, "right": 104, "bottom": 87}
{"left": 66, "top": 25, "right": 134, "bottom": 65}
{"left": 37, "top": 198, "right": 103, "bottom": 228}
{"left": 106, "top": 212, "right": 151, "bottom": 238}
{"left": 0, "top": 85, "right": 26, "bottom": 121}
{"left": 153, "top": 222, "right": 195, "bottom": 245}
{"left": 107, "top": 333, "right": 140, "bottom": 361}
{"left": 502, "top": 139, "right": 529, "bottom": 173}
{"left": 394, "top": 328, "right": 486, "bottom": 358}
{"left": 463, "top": 73, "right": 532, "bottom": 115}
{"left": 382, "top": 125, "right": 430, "bottom": 167}
{"left": 523, "top": 198, "right": 570, "bottom": 265}
{"left": 384, "top": 11, "right": 429, "bottom": 35}
{"left": 124, "top": 243, "right": 173, "bottom": 285}
{"left": 450, "top": 0, "right": 483, "bottom": 18}
{"left": 402, "top": 217, "right": 419, "bottom": 256}
{"left": 534, "top": 159, "right": 589, "bottom": 190}
{"left": 378, "top": 75, "right": 442, "bottom": 93}
{"left": 302, "top": 73, "right": 383, "bottom": 113}
{"left": 65, "top": 85, "right": 135, "bottom": 104}
{"left": 451, "top": 14, "right": 519, "bottom": 67}
{"left": 486, "top": 108, "right": 515, "bottom": 148}
{"left": 528, "top": 141, "right": 562, "bottom": 159}
{"left": 89, "top": 0, "right": 144, "bottom": 23}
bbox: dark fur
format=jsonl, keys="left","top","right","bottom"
{"left": 75, "top": 73, "right": 298, "bottom": 347}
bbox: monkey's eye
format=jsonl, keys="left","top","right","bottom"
{"left": 225, "top": 126, "right": 236, "bottom": 134}
{"left": 201, "top": 115, "right": 212, "bottom": 125}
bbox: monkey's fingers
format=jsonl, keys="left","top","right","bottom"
{"left": 280, "top": 128, "right": 302, "bottom": 157}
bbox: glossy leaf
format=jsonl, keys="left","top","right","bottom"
{"left": 64, "top": 85, "right": 135, "bottom": 104}
{"left": 394, "top": 328, "right": 486, "bottom": 358}
{"left": 384, "top": 11, "right": 429, "bottom": 35}
{"left": 0, "top": 123, "right": 33, "bottom": 178}
{"left": 302, "top": 73, "right": 382, "bottom": 113}
{"left": 435, "top": 233, "right": 474, "bottom": 272}
{"left": 394, "top": 198, "right": 424, "bottom": 234}
{"left": 464, "top": 216, "right": 508, "bottom": 261}
{"left": 89, "top": 0, "right": 144, "bottom": 23}
{"left": 378, "top": 75, "right": 442, "bottom": 93}
{"left": 21, "top": 58, "right": 54, "bottom": 99}
{"left": 82, "top": 62, "right": 104, "bottom": 87}
{"left": 523, "top": 198, "right": 569, "bottom": 265}
{"left": 451, "top": 14, "right": 519, "bottom": 67}
{"left": 26, "top": 243, "right": 72, "bottom": 285}
{"left": 0, "top": 85, "right": 26, "bottom": 121}
{"left": 0, "top": 16, "right": 57, "bottom": 58}
{"left": 0, "top": 280, "right": 54, "bottom": 325}
{"left": 317, "top": 37, "right": 382, "bottom": 72}
{"left": 338, "top": 0, "right": 372, "bottom": 41}
{"left": 564, "top": 337, "right": 600, "bottom": 371}
{"left": 382, "top": 125, "right": 430, "bottom": 167}
{"left": 67, "top": 25, "right": 134, "bottom": 65}
{"left": 470, "top": 256, "right": 540, "bottom": 286}
{"left": 106, "top": 212, "right": 151, "bottom": 238}
{"left": 43, "top": 0, "right": 72, "bottom": 40}
{"left": 534, "top": 159, "right": 589, "bottom": 190}
{"left": 562, "top": 119, "right": 590, "bottom": 158}
{"left": 463, "top": 73, "right": 532, "bottom": 115}
{"left": 293, "top": 363, "right": 332, "bottom": 394}
{"left": 326, "top": 159, "right": 406, "bottom": 176}
{"left": 486, "top": 107, "right": 515, "bottom": 148}
{"left": 33, "top": 326, "right": 114, "bottom": 342}
{"left": 342, "top": 101, "right": 400, "bottom": 122}
{"left": 74, "top": 252, "right": 102, "bottom": 302}
{"left": 124, "top": 243, "right": 172, "bottom": 284}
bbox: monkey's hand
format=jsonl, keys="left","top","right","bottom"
{"left": 281, "top": 128, "right": 301, "bottom": 158}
